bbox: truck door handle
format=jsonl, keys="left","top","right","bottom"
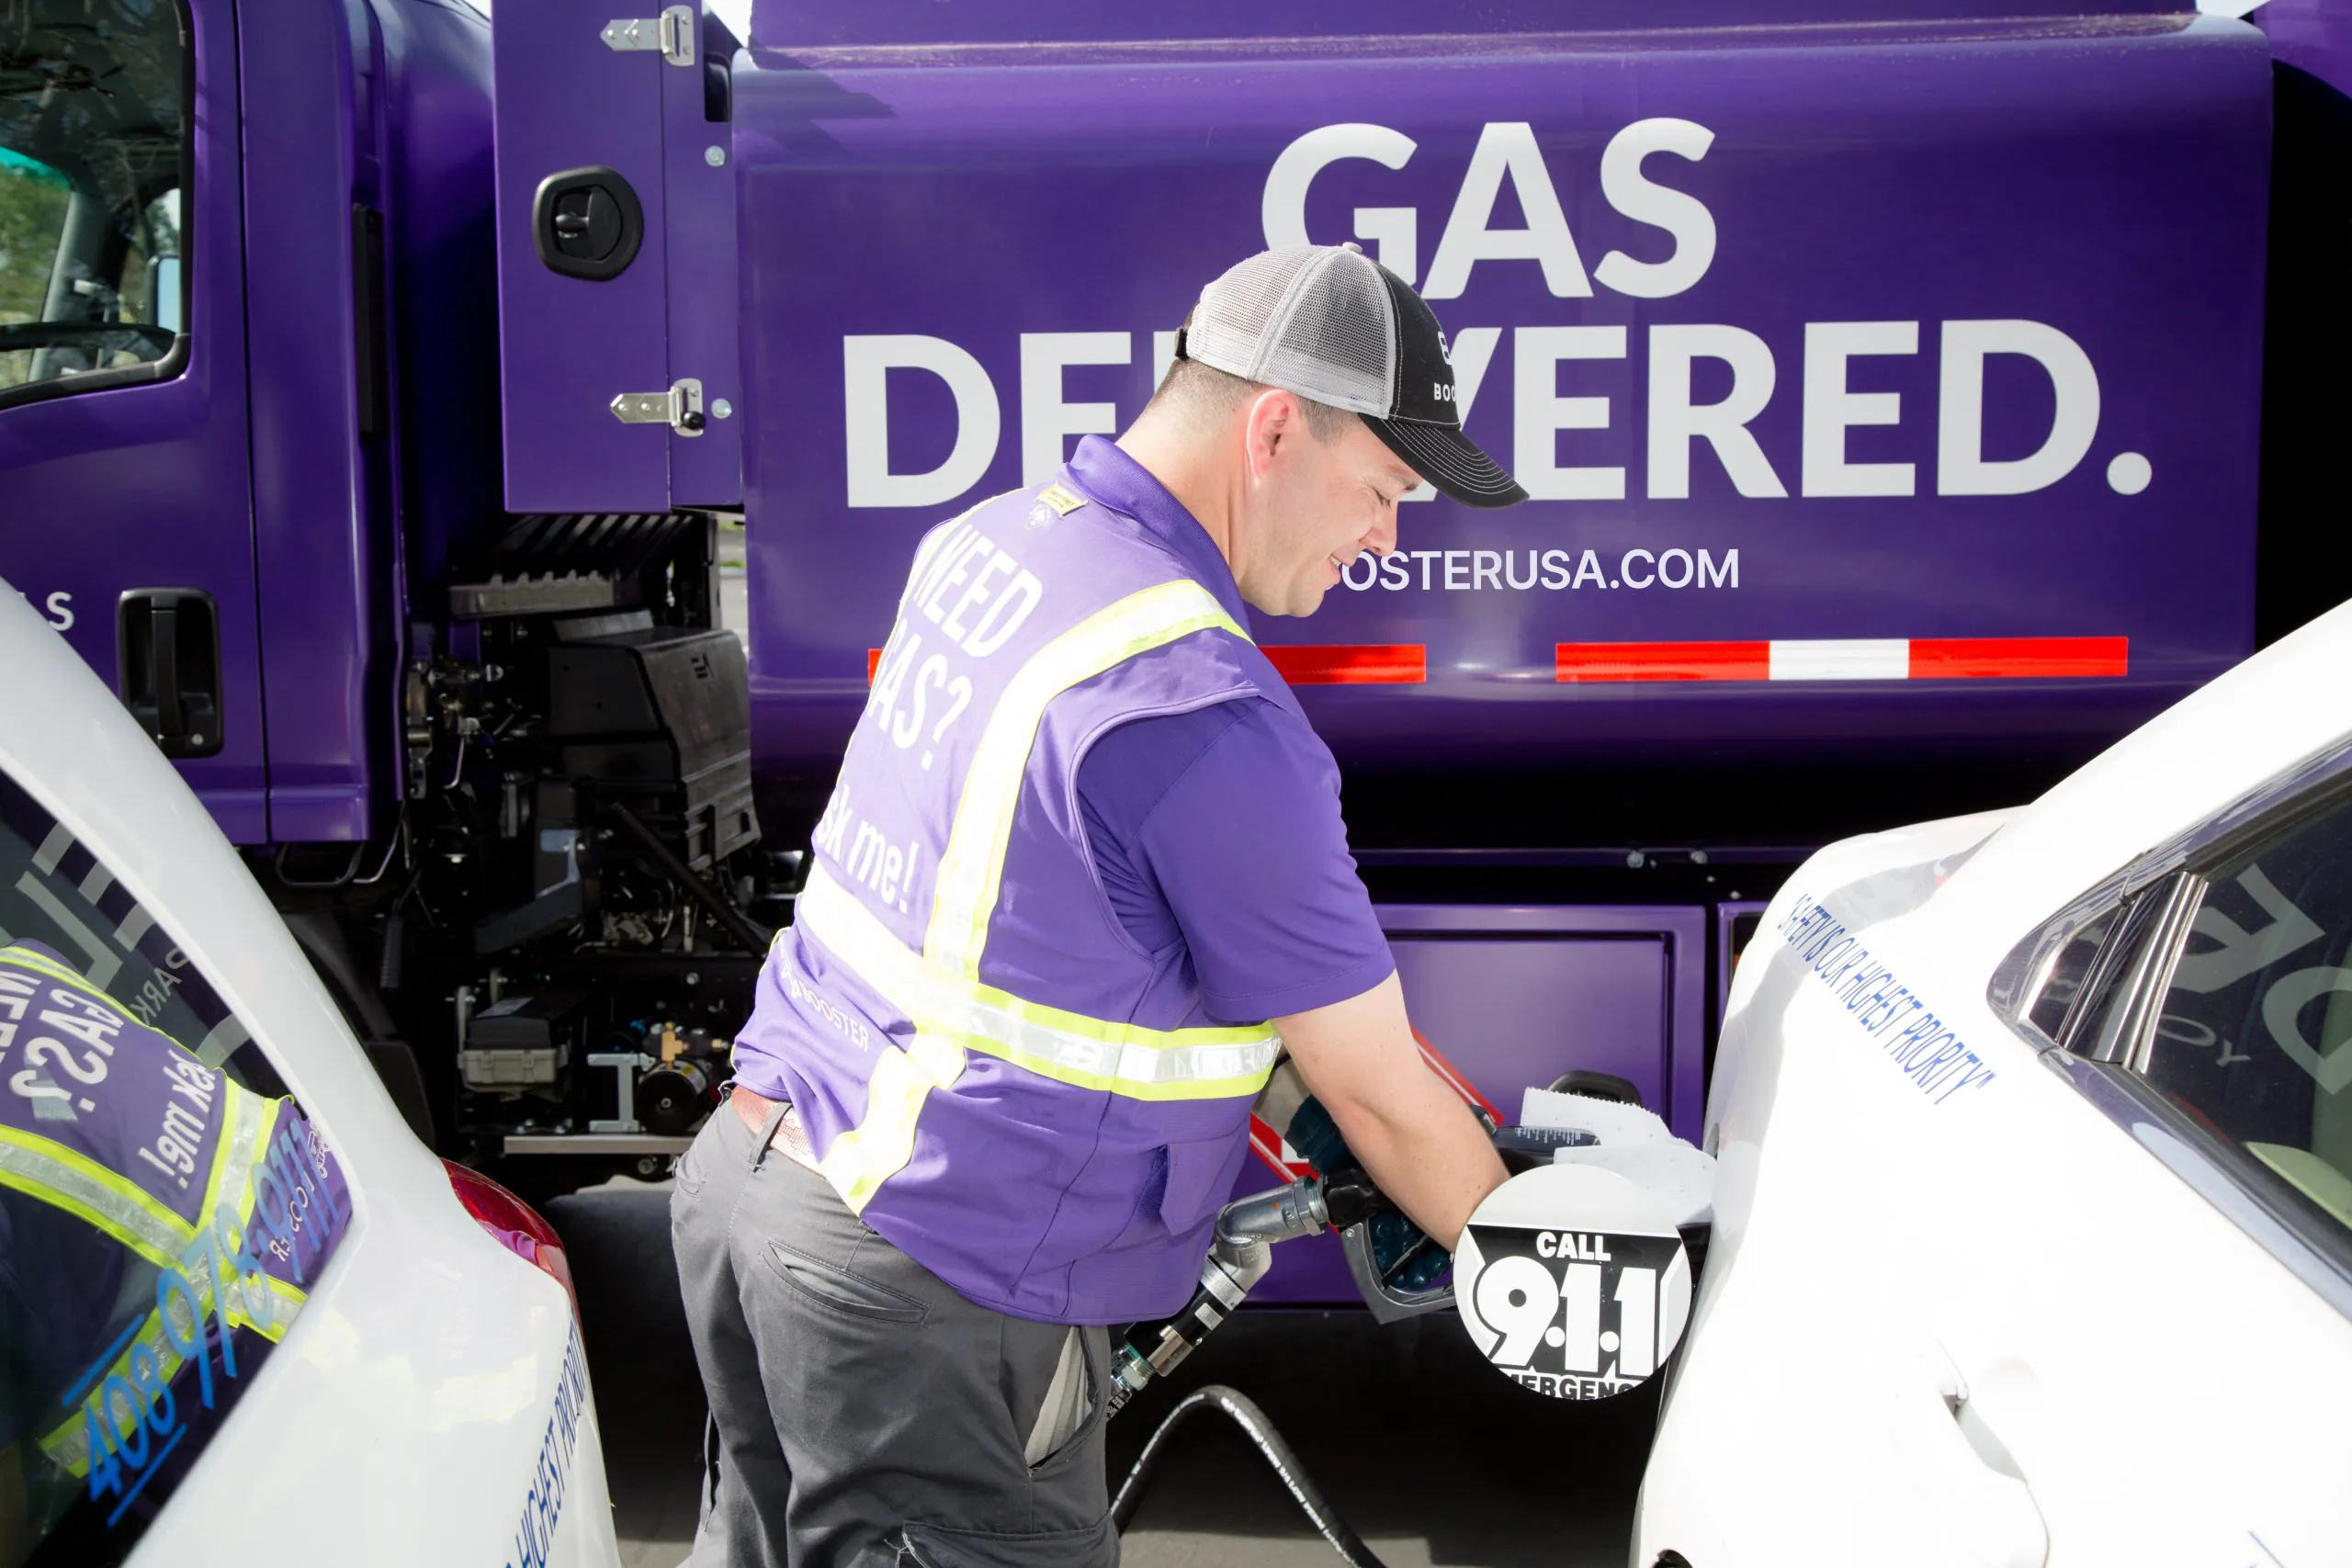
{"left": 117, "top": 588, "right": 223, "bottom": 758}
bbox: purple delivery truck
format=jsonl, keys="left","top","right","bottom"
{"left": 2, "top": 0, "right": 2346, "bottom": 1300}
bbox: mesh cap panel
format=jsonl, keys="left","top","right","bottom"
{"left": 1183, "top": 246, "right": 1396, "bottom": 415}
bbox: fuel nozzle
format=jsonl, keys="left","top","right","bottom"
{"left": 1107, "top": 1176, "right": 1329, "bottom": 1415}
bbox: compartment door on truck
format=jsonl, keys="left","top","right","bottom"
{"left": 0, "top": 0, "right": 266, "bottom": 840}
{"left": 490, "top": 0, "right": 743, "bottom": 513}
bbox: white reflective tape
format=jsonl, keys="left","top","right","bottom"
{"left": 1768, "top": 638, "right": 1908, "bottom": 681}
{"left": 0, "top": 1134, "right": 189, "bottom": 1268}
{"left": 800, "top": 869, "right": 1279, "bottom": 1100}
{"left": 204, "top": 1079, "right": 270, "bottom": 1223}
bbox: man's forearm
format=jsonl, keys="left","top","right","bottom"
{"left": 1274, "top": 974, "right": 1508, "bottom": 1251}
{"left": 1325, "top": 1068, "right": 1506, "bottom": 1250}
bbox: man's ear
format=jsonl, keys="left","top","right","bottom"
{"left": 1241, "top": 388, "right": 1299, "bottom": 483}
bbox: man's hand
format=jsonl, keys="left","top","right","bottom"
{"left": 1273, "top": 973, "right": 1507, "bottom": 1250}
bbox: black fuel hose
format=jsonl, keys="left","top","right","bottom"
{"left": 1111, "top": 1384, "right": 1389, "bottom": 1568}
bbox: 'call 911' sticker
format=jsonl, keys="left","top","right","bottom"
{"left": 1455, "top": 1163, "right": 1692, "bottom": 1401}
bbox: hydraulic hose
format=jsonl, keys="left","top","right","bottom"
{"left": 1111, "top": 1384, "right": 1389, "bottom": 1568}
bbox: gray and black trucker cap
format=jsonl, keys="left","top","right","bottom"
{"left": 1176, "top": 243, "right": 1529, "bottom": 510}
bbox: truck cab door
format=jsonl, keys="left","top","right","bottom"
{"left": 491, "top": 0, "right": 741, "bottom": 513}
{"left": 0, "top": 0, "right": 266, "bottom": 840}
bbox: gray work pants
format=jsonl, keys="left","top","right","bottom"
{"left": 670, "top": 1094, "right": 1118, "bottom": 1568}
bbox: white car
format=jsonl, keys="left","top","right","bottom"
{"left": 1633, "top": 600, "right": 2352, "bottom": 1567}
{"left": 0, "top": 581, "right": 621, "bottom": 1568}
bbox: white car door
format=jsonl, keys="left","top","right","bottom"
{"left": 1926, "top": 755, "right": 2352, "bottom": 1567}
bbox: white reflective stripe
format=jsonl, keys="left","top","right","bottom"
{"left": 800, "top": 869, "right": 1279, "bottom": 1100}
{"left": 202, "top": 1078, "right": 271, "bottom": 1226}
{"left": 1767, "top": 638, "right": 1908, "bottom": 681}
{"left": 924, "top": 581, "right": 1248, "bottom": 976}
{"left": 817, "top": 1028, "right": 967, "bottom": 1214}
{"left": 0, "top": 1131, "right": 189, "bottom": 1269}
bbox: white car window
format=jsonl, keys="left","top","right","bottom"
{"left": 0, "top": 767, "right": 351, "bottom": 1567}
{"left": 2141, "top": 793, "right": 2352, "bottom": 1242}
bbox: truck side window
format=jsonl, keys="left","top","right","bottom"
{"left": 0, "top": 0, "right": 188, "bottom": 405}
{"left": 2135, "top": 791, "right": 2352, "bottom": 1244}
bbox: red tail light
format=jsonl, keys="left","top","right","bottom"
{"left": 444, "top": 1158, "right": 579, "bottom": 1319}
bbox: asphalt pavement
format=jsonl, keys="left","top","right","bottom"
{"left": 544, "top": 1177, "right": 1650, "bottom": 1568}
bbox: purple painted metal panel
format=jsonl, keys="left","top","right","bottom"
{"left": 1250, "top": 901, "right": 1707, "bottom": 1304}
{"left": 1715, "top": 898, "right": 1769, "bottom": 1021}
{"left": 492, "top": 0, "right": 673, "bottom": 513}
{"left": 2262, "top": 0, "right": 2352, "bottom": 96}
{"left": 734, "top": 18, "right": 2271, "bottom": 785}
{"left": 375, "top": 0, "right": 502, "bottom": 604}
{"left": 242, "top": 0, "right": 388, "bottom": 843}
{"left": 752, "top": 1, "right": 2181, "bottom": 51}
{"left": 0, "top": 0, "right": 267, "bottom": 842}
{"left": 664, "top": 13, "right": 745, "bottom": 507}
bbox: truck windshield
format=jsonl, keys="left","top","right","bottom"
{"left": 0, "top": 0, "right": 187, "bottom": 400}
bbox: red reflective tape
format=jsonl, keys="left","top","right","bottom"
{"left": 1908, "top": 637, "right": 2129, "bottom": 679}
{"left": 879, "top": 645, "right": 1429, "bottom": 684}
{"left": 1555, "top": 641, "right": 1770, "bottom": 682}
{"left": 1248, "top": 1113, "right": 1310, "bottom": 1181}
{"left": 1262, "top": 644, "right": 1427, "bottom": 684}
{"left": 1412, "top": 1026, "right": 1503, "bottom": 1124}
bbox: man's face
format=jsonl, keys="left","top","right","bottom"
{"left": 1236, "top": 399, "right": 1421, "bottom": 618}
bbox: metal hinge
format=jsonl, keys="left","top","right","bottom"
{"left": 611, "top": 377, "right": 705, "bottom": 436}
{"left": 601, "top": 5, "right": 696, "bottom": 66}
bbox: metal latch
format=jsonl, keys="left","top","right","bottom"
{"left": 611, "top": 378, "right": 705, "bottom": 436}
{"left": 601, "top": 5, "right": 695, "bottom": 66}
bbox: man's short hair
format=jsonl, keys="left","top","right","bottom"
{"left": 1143, "top": 355, "right": 1356, "bottom": 444}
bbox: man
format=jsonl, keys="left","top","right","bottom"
{"left": 674, "top": 243, "right": 1527, "bottom": 1566}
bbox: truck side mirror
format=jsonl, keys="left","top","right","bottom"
{"left": 144, "top": 253, "right": 181, "bottom": 333}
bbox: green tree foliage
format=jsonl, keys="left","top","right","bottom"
{"left": 0, "top": 152, "right": 68, "bottom": 328}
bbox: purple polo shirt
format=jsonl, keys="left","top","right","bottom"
{"left": 1060, "top": 436, "right": 1394, "bottom": 1023}
{"left": 733, "top": 438, "right": 1392, "bottom": 1103}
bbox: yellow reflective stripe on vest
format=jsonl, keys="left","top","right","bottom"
{"left": 924, "top": 580, "right": 1249, "bottom": 977}
{"left": 36, "top": 1263, "right": 306, "bottom": 1480}
{"left": 802, "top": 868, "right": 1280, "bottom": 1101}
{"left": 0, "top": 944, "right": 124, "bottom": 1008}
{"left": 31, "top": 1082, "right": 307, "bottom": 1478}
{"left": 0, "top": 1127, "right": 188, "bottom": 1271}
{"left": 198, "top": 1079, "right": 308, "bottom": 1337}
{"left": 816, "top": 1027, "right": 967, "bottom": 1216}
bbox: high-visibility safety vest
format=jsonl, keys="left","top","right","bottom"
{"left": 0, "top": 942, "right": 349, "bottom": 1484}
{"left": 755, "top": 469, "right": 1297, "bottom": 1325}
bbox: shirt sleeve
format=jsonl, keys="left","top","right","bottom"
{"left": 1078, "top": 697, "right": 1394, "bottom": 1022}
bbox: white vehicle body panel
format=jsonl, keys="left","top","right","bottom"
{"left": 0, "top": 584, "right": 620, "bottom": 1567}
{"left": 1636, "top": 602, "right": 2352, "bottom": 1568}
